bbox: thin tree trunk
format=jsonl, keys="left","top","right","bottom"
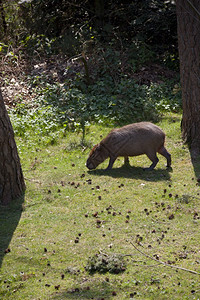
{"left": 0, "top": 0, "right": 7, "bottom": 35}
{"left": 95, "top": 0, "right": 104, "bottom": 27}
{"left": 176, "top": 0, "right": 200, "bottom": 155}
{"left": 0, "top": 90, "right": 25, "bottom": 205}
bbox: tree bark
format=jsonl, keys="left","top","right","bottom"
{"left": 0, "top": 89, "right": 25, "bottom": 205}
{"left": 176, "top": 0, "right": 200, "bottom": 155}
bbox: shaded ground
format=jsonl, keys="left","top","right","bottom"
{"left": 0, "top": 196, "right": 24, "bottom": 268}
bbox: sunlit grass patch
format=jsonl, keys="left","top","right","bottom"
{"left": 1, "top": 114, "right": 200, "bottom": 299}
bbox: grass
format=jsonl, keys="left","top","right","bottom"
{"left": 1, "top": 113, "right": 200, "bottom": 299}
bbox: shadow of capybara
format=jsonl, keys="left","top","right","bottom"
{"left": 86, "top": 122, "right": 171, "bottom": 171}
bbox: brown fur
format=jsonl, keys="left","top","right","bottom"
{"left": 86, "top": 122, "right": 171, "bottom": 170}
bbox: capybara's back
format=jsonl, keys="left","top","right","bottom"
{"left": 103, "top": 122, "right": 165, "bottom": 157}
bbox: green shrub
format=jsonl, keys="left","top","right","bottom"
{"left": 9, "top": 74, "right": 182, "bottom": 147}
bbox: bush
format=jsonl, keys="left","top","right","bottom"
{"left": 9, "top": 73, "right": 181, "bottom": 148}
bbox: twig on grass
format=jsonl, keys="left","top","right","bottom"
{"left": 130, "top": 242, "right": 200, "bottom": 275}
{"left": 24, "top": 177, "right": 41, "bottom": 184}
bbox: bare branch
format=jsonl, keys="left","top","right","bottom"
{"left": 130, "top": 242, "right": 200, "bottom": 275}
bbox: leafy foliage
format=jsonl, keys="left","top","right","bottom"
{"left": 8, "top": 73, "right": 181, "bottom": 147}
{"left": 0, "top": 0, "right": 178, "bottom": 67}
{"left": 2, "top": 0, "right": 181, "bottom": 147}
{"left": 9, "top": 100, "right": 65, "bottom": 147}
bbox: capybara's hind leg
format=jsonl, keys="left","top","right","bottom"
{"left": 145, "top": 152, "right": 159, "bottom": 170}
{"left": 106, "top": 156, "right": 117, "bottom": 170}
{"left": 158, "top": 146, "right": 171, "bottom": 167}
{"left": 124, "top": 156, "right": 130, "bottom": 166}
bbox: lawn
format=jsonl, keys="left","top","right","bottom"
{"left": 1, "top": 113, "right": 200, "bottom": 299}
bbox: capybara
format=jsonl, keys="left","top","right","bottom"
{"left": 86, "top": 122, "right": 171, "bottom": 170}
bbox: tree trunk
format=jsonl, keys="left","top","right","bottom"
{"left": 0, "top": 89, "right": 25, "bottom": 205}
{"left": 95, "top": 0, "right": 104, "bottom": 27}
{"left": 176, "top": 0, "right": 200, "bottom": 155}
{"left": 0, "top": 0, "right": 7, "bottom": 35}
{"left": 89, "top": 0, "right": 104, "bottom": 28}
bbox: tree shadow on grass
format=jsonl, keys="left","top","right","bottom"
{"left": 88, "top": 165, "right": 172, "bottom": 182}
{"left": 0, "top": 195, "right": 24, "bottom": 268}
{"left": 190, "top": 150, "right": 200, "bottom": 183}
{"left": 52, "top": 280, "right": 113, "bottom": 299}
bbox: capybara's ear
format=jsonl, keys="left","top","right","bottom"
{"left": 96, "top": 144, "right": 102, "bottom": 151}
{"left": 89, "top": 144, "right": 98, "bottom": 155}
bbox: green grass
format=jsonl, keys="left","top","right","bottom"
{"left": 1, "top": 113, "right": 200, "bottom": 299}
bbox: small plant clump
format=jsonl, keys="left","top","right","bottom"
{"left": 85, "top": 252, "right": 127, "bottom": 274}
